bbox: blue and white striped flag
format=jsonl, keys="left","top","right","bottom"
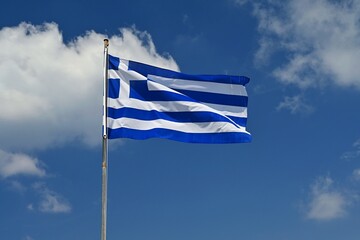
{"left": 106, "top": 55, "right": 251, "bottom": 143}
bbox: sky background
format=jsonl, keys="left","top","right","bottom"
{"left": 1, "top": 0, "right": 360, "bottom": 239}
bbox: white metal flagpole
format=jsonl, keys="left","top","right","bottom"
{"left": 101, "top": 39, "right": 109, "bottom": 240}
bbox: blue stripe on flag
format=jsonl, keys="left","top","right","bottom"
{"left": 109, "top": 79, "right": 120, "bottom": 99}
{"left": 107, "top": 107, "right": 244, "bottom": 126}
{"left": 129, "top": 81, "right": 193, "bottom": 103}
{"left": 129, "top": 81, "right": 247, "bottom": 107}
{"left": 108, "top": 127, "right": 252, "bottom": 143}
{"left": 228, "top": 116, "right": 247, "bottom": 127}
{"left": 128, "top": 60, "right": 250, "bottom": 85}
{"left": 109, "top": 55, "right": 119, "bottom": 70}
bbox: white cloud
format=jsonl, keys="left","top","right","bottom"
{"left": 0, "top": 149, "right": 73, "bottom": 215}
{"left": 252, "top": 0, "right": 360, "bottom": 89}
{"left": 276, "top": 95, "right": 314, "bottom": 114}
{"left": 0, "top": 22, "right": 178, "bottom": 151}
{"left": 33, "top": 182, "right": 71, "bottom": 213}
{"left": 39, "top": 193, "right": 71, "bottom": 213}
{"left": 0, "top": 149, "right": 46, "bottom": 178}
{"left": 254, "top": 38, "right": 275, "bottom": 65}
{"left": 306, "top": 176, "right": 349, "bottom": 221}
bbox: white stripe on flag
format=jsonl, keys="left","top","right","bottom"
{"left": 108, "top": 117, "right": 247, "bottom": 133}
{"left": 108, "top": 98, "right": 247, "bottom": 119}
{"left": 147, "top": 74, "right": 248, "bottom": 96}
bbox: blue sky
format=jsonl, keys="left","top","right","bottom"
{"left": 1, "top": 0, "right": 360, "bottom": 239}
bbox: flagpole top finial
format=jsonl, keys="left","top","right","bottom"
{"left": 104, "top": 39, "right": 109, "bottom": 48}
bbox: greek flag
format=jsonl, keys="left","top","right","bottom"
{"left": 106, "top": 55, "right": 251, "bottom": 143}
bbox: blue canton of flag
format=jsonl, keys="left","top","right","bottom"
{"left": 106, "top": 54, "right": 252, "bottom": 143}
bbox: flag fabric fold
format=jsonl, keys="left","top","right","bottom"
{"left": 106, "top": 54, "right": 252, "bottom": 143}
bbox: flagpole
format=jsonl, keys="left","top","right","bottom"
{"left": 101, "top": 38, "right": 109, "bottom": 240}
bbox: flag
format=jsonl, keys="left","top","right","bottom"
{"left": 106, "top": 54, "right": 252, "bottom": 143}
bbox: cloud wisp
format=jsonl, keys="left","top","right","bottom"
{"left": 341, "top": 138, "right": 360, "bottom": 160}
{"left": 306, "top": 176, "right": 350, "bottom": 221}
{"left": 0, "top": 149, "right": 46, "bottom": 178}
{"left": 276, "top": 95, "right": 314, "bottom": 115}
{"left": 32, "top": 182, "right": 72, "bottom": 213}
